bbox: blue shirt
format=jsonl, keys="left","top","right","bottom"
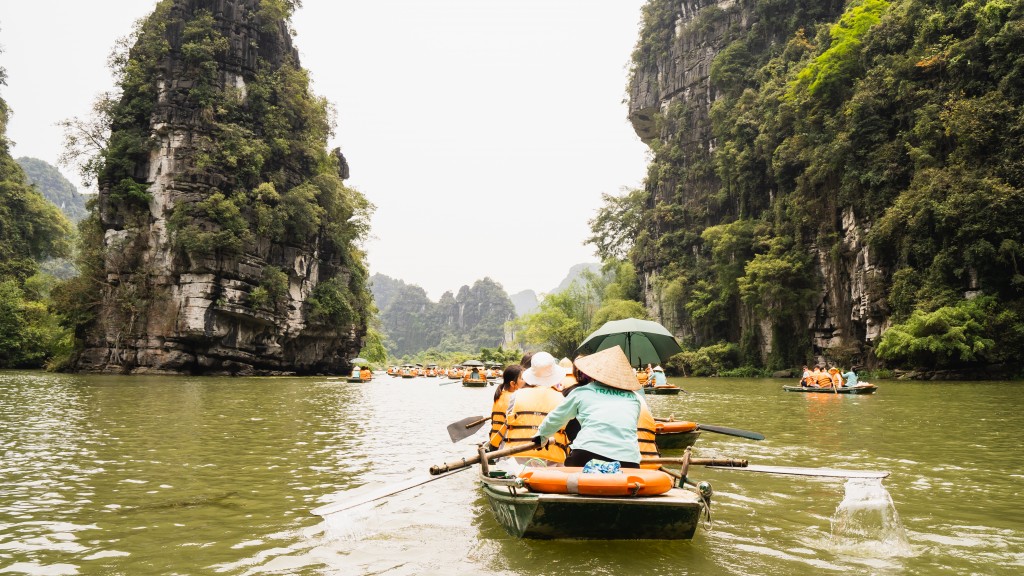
{"left": 842, "top": 371, "right": 858, "bottom": 386}
{"left": 537, "top": 383, "right": 641, "bottom": 464}
{"left": 651, "top": 371, "right": 667, "bottom": 386}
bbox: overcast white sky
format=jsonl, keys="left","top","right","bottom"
{"left": 1, "top": 0, "right": 651, "bottom": 300}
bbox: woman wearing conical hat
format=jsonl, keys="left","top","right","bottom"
{"left": 533, "top": 346, "right": 644, "bottom": 468}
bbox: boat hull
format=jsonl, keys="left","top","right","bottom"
{"left": 783, "top": 384, "right": 877, "bottom": 394}
{"left": 481, "top": 481, "right": 703, "bottom": 539}
{"left": 345, "top": 377, "right": 369, "bottom": 383}
{"left": 647, "top": 386, "right": 682, "bottom": 395}
{"left": 462, "top": 380, "right": 489, "bottom": 387}
{"left": 654, "top": 430, "right": 701, "bottom": 450}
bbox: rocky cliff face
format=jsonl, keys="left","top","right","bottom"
{"left": 627, "top": 0, "right": 889, "bottom": 365}
{"left": 69, "top": 0, "right": 370, "bottom": 375}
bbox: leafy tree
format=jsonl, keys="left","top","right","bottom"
{"left": 875, "top": 297, "right": 997, "bottom": 368}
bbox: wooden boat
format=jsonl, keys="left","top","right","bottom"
{"left": 346, "top": 368, "right": 373, "bottom": 383}
{"left": 399, "top": 364, "right": 418, "bottom": 378}
{"left": 654, "top": 420, "right": 700, "bottom": 450}
{"left": 647, "top": 384, "right": 682, "bottom": 395}
{"left": 462, "top": 371, "right": 489, "bottom": 387}
{"left": 783, "top": 383, "right": 878, "bottom": 394}
{"left": 479, "top": 467, "right": 705, "bottom": 539}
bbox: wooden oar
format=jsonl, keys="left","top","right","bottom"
{"left": 705, "top": 463, "right": 890, "bottom": 479}
{"left": 654, "top": 417, "right": 765, "bottom": 441}
{"left": 696, "top": 423, "right": 765, "bottom": 441}
{"left": 445, "top": 415, "right": 490, "bottom": 442}
{"left": 312, "top": 440, "right": 542, "bottom": 516}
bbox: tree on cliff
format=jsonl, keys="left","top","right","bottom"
{"left": 55, "top": 0, "right": 374, "bottom": 374}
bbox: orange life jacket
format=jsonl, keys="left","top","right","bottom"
{"left": 816, "top": 372, "right": 833, "bottom": 387}
{"left": 636, "top": 397, "right": 661, "bottom": 469}
{"left": 503, "top": 386, "right": 568, "bottom": 463}
{"left": 488, "top": 389, "right": 513, "bottom": 450}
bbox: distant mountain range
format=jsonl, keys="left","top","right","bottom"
{"left": 370, "top": 263, "right": 600, "bottom": 356}
{"left": 16, "top": 157, "right": 89, "bottom": 222}
{"left": 508, "top": 262, "right": 601, "bottom": 316}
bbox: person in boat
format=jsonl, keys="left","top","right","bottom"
{"left": 650, "top": 365, "right": 668, "bottom": 386}
{"left": 841, "top": 367, "right": 859, "bottom": 387}
{"left": 814, "top": 365, "right": 833, "bottom": 388}
{"left": 503, "top": 351, "right": 569, "bottom": 464}
{"left": 800, "top": 365, "right": 812, "bottom": 386}
{"left": 635, "top": 366, "right": 649, "bottom": 387}
{"left": 534, "top": 346, "right": 643, "bottom": 469}
{"left": 557, "top": 357, "right": 576, "bottom": 392}
{"left": 520, "top": 351, "right": 534, "bottom": 369}
{"left": 488, "top": 364, "right": 524, "bottom": 451}
{"left": 828, "top": 367, "right": 844, "bottom": 388}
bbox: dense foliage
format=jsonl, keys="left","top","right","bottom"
{"left": 607, "top": 0, "right": 1024, "bottom": 373}
{"left": 0, "top": 66, "right": 75, "bottom": 366}
{"left": 513, "top": 261, "right": 647, "bottom": 360}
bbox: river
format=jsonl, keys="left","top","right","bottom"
{"left": 0, "top": 371, "right": 1021, "bottom": 575}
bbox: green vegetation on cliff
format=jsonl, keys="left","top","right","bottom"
{"left": 0, "top": 65, "right": 75, "bottom": 367}
{"left": 611, "top": 0, "right": 1024, "bottom": 373}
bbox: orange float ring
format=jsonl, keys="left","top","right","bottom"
{"left": 519, "top": 467, "right": 673, "bottom": 496}
{"left": 655, "top": 421, "right": 698, "bottom": 434}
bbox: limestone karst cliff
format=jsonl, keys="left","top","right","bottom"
{"left": 65, "top": 0, "right": 372, "bottom": 374}
{"left": 624, "top": 0, "right": 1024, "bottom": 372}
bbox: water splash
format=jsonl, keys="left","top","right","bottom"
{"left": 830, "top": 478, "right": 913, "bottom": 557}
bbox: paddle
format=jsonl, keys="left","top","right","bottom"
{"left": 696, "top": 423, "right": 765, "bottom": 441}
{"left": 446, "top": 415, "right": 490, "bottom": 442}
{"left": 312, "top": 440, "right": 543, "bottom": 516}
{"left": 654, "top": 417, "right": 765, "bottom": 441}
{"left": 705, "top": 463, "right": 890, "bottom": 479}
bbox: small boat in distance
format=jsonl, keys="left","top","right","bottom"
{"left": 647, "top": 384, "right": 682, "bottom": 395}
{"left": 462, "top": 360, "right": 489, "bottom": 387}
{"left": 783, "top": 383, "right": 878, "bottom": 394}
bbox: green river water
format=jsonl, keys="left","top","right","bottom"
{"left": 0, "top": 370, "right": 1021, "bottom": 575}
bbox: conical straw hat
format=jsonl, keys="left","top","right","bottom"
{"left": 573, "top": 346, "right": 640, "bottom": 391}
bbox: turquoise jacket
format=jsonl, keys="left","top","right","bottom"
{"left": 536, "top": 383, "right": 641, "bottom": 464}
{"left": 651, "top": 371, "right": 667, "bottom": 386}
{"left": 842, "top": 371, "right": 859, "bottom": 386}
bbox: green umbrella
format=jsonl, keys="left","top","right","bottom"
{"left": 576, "top": 318, "right": 683, "bottom": 368}
{"left": 462, "top": 359, "right": 485, "bottom": 367}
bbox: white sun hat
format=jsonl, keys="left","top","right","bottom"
{"left": 521, "top": 351, "right": 566, "bottom": 387}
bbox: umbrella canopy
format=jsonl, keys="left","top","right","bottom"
{"left": 350, "top": 357, "right": 369, "bottom": 365}
{"left": 462, "top": 359, "right": 485, "bottom": 367}
{"left": 576, "top": 318, "right": 683, "bottom": 368}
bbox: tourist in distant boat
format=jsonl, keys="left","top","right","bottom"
{"left": 503, "top": 352, "right": 569, "bottom": 464}
{"left": 829, "top": 367, "right": 844, "bottom": 388}
{"left": 488, "top": 364, "right": 523, "bottom": 450}
{"left": 800, "top": 365, "right": 812, "bottom": 386}
{"left": 651, "top": 365, "right": 668, "bottom": 386}
{"left": 841, "top": 367, "right": 859, "bottom": 387}
{"left": 534, "top": 346, "right": 643, "bottom": 469}
{"left": 814, "top": 366, "right": 833, "bottom": 388}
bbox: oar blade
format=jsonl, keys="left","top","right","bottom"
{"left": 446, "top": 415, "right": 489, "bottom": 442}
{"left": 312, "top": 468, "right": 466, "bottom": 516}
{"left": 696, "top": 423, "right": 765, "bottom": 441}
{"left": 707, "top": 463, "right": 890, "bottom": 479}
